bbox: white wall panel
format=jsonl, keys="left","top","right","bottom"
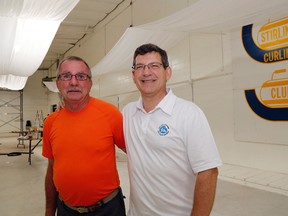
{"left": 99, "top": 70, "right": 136, "bottom": 97}
{"left": 190, "top": 33, "right": 225, "bottom": 79}
{"left": 169, "top": 83, "right": 193, "bottom": 101}
{"left": 193, "top": 75, "right": 234, "bottom": 163}
{"left": 168, "top": 37, "right": 191, "bottom": 85}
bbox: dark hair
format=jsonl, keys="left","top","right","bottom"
{"left": 133, "top": 43, "right": 169, "bottom": 69}
{"left": 56, "top": 56, "right": 92, "bottom": 77}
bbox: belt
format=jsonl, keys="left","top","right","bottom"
{"left": 59, "top": 187, "right": 120, "bottom": 213}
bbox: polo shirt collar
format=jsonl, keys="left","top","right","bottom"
{"left": 136, "top": 89, "right": 176, "bottom": 115}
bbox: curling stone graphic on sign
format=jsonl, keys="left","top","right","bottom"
{"left": 260, "top": 69, "right": 288, "bottom": 108}
{"left": 244, "top": 68, "right": 288, "bottom": 121}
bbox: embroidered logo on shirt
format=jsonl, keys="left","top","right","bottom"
{"left": 158, "top": 124, "right": 169, "bottom": 136}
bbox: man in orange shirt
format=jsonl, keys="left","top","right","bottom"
{"left": 42, "top": 56, "right": 126, "bottom": 216}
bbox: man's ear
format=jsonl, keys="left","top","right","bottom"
{"left": 56, "top": 79, "right": 60, "bottom": 89}
{"left": 165, "top": 66, "right": 172, "bottom": 81}
{"left": 132, "top": 71, "right": 136, "bottom": 83}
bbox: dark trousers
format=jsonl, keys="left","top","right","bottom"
{"left": 57, "top": 188, "right": 126, "bottom": 216}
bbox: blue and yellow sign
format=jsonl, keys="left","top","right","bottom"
{"left": 242, "top": 17, "right": 288, "bottom": 63}
{"left": 242, "top": 17, "right": 288, "bottom": 121}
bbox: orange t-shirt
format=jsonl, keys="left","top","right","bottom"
{"left": 42, "top": 98, "right": 125, "bottom": 206}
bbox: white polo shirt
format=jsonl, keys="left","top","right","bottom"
{"left": 123, "top": 89, "right": 222, "bottom": 216}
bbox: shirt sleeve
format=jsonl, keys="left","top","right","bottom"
{"left": 185, "top": 106, "right": 222, "bottom": 173}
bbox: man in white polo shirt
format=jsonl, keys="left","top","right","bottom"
{"left": 122, "top": 43, "right": 222, "bottom": 216}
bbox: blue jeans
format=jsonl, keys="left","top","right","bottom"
{"left": 57, "top": 188, "right": 126, "bottom": 216}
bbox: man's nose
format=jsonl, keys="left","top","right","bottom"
{"left": 69, "top": 75, "right": 79, "bottom": 84}
{"left": 142, "top": 65, "right": 152, "bottom": 75}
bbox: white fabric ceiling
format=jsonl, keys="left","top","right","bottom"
{"left": 91, "top": 0, "right": 288, "bottom": 75}
{"left": 2, "top": 0, "right": 288, "bottom": 91}
{"left": 0, "top": 0, "right": 79, "bottom": 90}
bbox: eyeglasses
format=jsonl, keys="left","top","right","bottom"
{"left": 132, "top": 62, "right": 163, "bottom": 72}
{"left": 57, "top": 73, "right": 91, "bottom": 81}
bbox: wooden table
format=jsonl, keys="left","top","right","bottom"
{"left": 11, "top": 130, "right": 42, "bottom": 148}
{"left": 16, "top": 137, "right": 42, "bottom": 165}
{"left": 11, "top": 130, "right": 28, "bottom": 148}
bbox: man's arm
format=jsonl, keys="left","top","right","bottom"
{"left": 45, "top": 159, "right": 58, "bottom": 216}
{"left": 191, "top": 167, "right": 219, "bottom": 216}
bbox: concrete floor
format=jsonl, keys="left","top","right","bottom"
{"left": 1, "top": 136, "right": 288, "bottom": 216}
